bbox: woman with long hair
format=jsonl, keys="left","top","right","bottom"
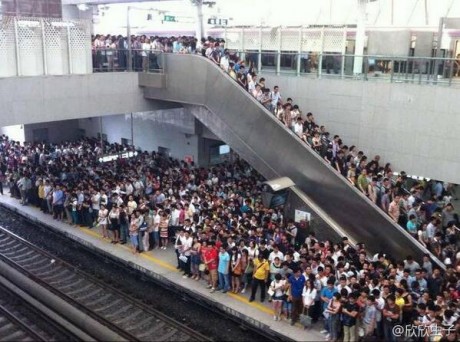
{"left": 240, "top": 248, "right": 252, "bottom": 294}
{"left": 159, "top": 211, "right": 169, "bottom": 249}
{"left": 230, "top": 246, "right": 242, "bottom": 293}
{"left": 270, "top": 273, "right": 286, "bottom": 321}
{"left": 108, "top": 204, "right": 120, "bottom": 244}
{"left": 129, "top": 213, "right": 139, "bottom": 254}
{"left": 97, "top": 204, "right": 109, "bottom": 239}
{"left": 302, "top": 279, "right": 317, "bottom": 325}
{"left": 190, "top": 235, "right": 202, "bottom": 280}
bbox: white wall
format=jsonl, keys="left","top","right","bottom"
{"left": 77, "top": 111, "right": 200, "bottom": 162}
{"left": 0, "top": 125, "right": 25, "bottom": 143}
{"left": 265, "top": 75, "right": 460, "bottom": 183}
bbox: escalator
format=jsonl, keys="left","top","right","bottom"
{"left": 139, "top": 54, "right": 443, "bottom": 268}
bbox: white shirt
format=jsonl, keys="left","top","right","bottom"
{"left": 271, "top": 279, "right": 286, "bottom": 298}
{"left": 182, "top": 237, "right": 193, "bottom": 256}
{"left": 271, "top": 91, "right": 281, "bottom": 106}
{"left": 142, "top": 42, "right": 150, "bottom": 57}
{"left": 269, "top": 250, "right": 284, "bottom": 263}
{"left": 220, "top": 55, "right": 229, "bottom": 70}
{"left": 153, "top": 214, "right": 161, "bottom": 232}
{"left": 302, "top": 287, "right": 317, "bottom": 307}
{"left": 375, "top": 296, "right": 385, "bottom": 322}
{"left": 171, "top": 209, "right": 180, "bottom": 226}
{"left": 91, "top": 193, "right": 101, "bottom": 210}
{"left": 248, "top": 80, "right": 256, "bottom": 93}
{"left": 294, "top": 122, "right": 303, "bottom": 137}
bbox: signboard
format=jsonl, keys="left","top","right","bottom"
{"left": 208, "top": 18, "right": 228, "bottom": 26}
{"left": 99, "top": 151, "right": 138, "bottom": 163}
{"left": 163, "top": 15, "right": 176, "bottom": 22}
{"left": 294, "top": 209, "right": 311, "bottom": 223}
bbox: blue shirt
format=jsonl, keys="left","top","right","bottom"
{"left": 218, "top": 252, "right": 230, "bottom": 274}
{"left": 321, "top": 286, "right": 337, "bottom": 310}
{"left": 406, "top": 220, "right": 417, "bottom": 234}
{"left": 288, "top": 275, "right": 306, "bottom": 298}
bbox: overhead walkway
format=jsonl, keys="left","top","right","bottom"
{"left": 139, "top": 54, "right": 443, "bottom": 268}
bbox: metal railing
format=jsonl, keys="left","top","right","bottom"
{"left": 95, "top": 48, "right": 459, "bottom": 87}
{"left": 92, "top": 49, "right": 165, "bottom": 73}
{"left": 233, "top": 50, "right": 460, "bottom": 86}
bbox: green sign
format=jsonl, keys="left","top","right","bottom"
{"left": 163, "top": 15, "right": 176, "bottom": 22}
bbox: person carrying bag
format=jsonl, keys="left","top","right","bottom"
{"left": 269, "top": 273, "right": 286, "bottom": 321}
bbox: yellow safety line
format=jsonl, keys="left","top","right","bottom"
{"left": 228, "top": 292, "right": 274, "bottom": 314}
{"left": 78, "top": 226, "right": 178, "bottom": 272}
{"left": 77, "top": 226, "right": 274, "bottom": 315}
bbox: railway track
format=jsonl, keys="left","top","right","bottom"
{"left": 0, "top": 226, "right": 211, "bottom": 342}
{"left": 0, "top": 281, "right": 80, "bottom": 342}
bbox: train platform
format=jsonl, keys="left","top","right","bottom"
{"left": 0, "top": 194, "right": 323, "bottom": 342}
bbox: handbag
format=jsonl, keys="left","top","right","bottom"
{"left": 198, "top": 263, "right": 206, "bottom": 272}
{"left": 267, "top": 287, "right": 275, "bottom": 297}
{"left": 299, "top": 306, "right": 313, "bottom": 328}
{"left": 179, "top": 254, "right": 188, "bottom": 263}
{"left": 233, "top": 261, "right": 242, "bottom": 276}
{"left": 139, "top": 221, "right": 148, "bottom": 232}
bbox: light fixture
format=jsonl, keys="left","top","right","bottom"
{"left": 51, "top": 22, "right": 75, "bottom": 27}
{"left": 77, "top": 4, "right": 90, "bottom": 11}
{"left": 17, "top": 20, "right": 40, "bottom": 28}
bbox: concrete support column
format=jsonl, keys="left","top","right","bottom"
{"left": 353, "top": 0, "right": 367, "bottom": 76}
{"left": 195, "top": 0, "right": 204, "bottom": 40}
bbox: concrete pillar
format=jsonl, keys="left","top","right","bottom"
{"left": 195, "top": 0, "right": 204, "bottom": 40}
{"left": 353, "top": 0, "right": 367, "bottom": 75}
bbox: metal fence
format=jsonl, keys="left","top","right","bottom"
{"left": 235, "top": 50, "right": 460, "bottom": 86}
{"left": 92, "top": 48, "right": 164, "bottom": 73}
{"left": 0, "top": 16, "right": 92, "bottom": 77}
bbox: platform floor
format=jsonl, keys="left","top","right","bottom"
{"left": 0, "top": 194, "right": 323, "bottom": 342}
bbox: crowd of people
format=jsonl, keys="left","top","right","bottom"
{"left": 92, "top": 32, "right": 460, "bottom": 266}
{"left": 191, "top": 36, "right": 460, "bottom": 270}
{"left": 0, "top": 135, "right": 459, "bottom": 341}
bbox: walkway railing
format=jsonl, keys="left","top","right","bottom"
{"left": 91, "top": 49, "right": 165, "bottom": 74}
{"left": 90, "top": 49, "right": 460, "bottom": 87}
{"left": 237, "top": 50, "right": 460, "bottom": 86}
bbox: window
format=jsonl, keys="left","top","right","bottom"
{"left": 121, "top": 138, "right": 132, "bottom": 146}
{"left": 97, "top": 133, "right": 108, "bottom": 141}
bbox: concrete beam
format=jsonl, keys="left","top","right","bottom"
{"left": 62, "top": 0, "right": 176, "bottom": 5}
{"left": 0, "top": 73, "right": 174, "bottom": 127}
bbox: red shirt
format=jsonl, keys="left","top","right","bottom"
{"left": 204, "top": 247, "right": 218, "bottom": 270}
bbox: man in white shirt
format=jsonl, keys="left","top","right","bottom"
{"left": 134, "top": 179, "right": 144, "bottom": 197}
{"left": 91, "top": 189, "right": 101, "bottom": 224}
{"left": 125, "top": 181, "right": 133, "bottom": 196}
{"left": 181, "top": 231, "right": 193, "bottom": 278}
{"left": 153, "top": 209, "right": 161, "bottom": 249}
{"left": 285, "top": 220, "right": 298, "bottom": 245}
{"left": 336, "top": 276, "right": 352, "bottom": 295}
{"left": 247, "top": 74, "right": 257, "bottom": 93}
{"left": 293, "top": 117, "right": 304, "bottom": 137}
{"left": 372, "top": 289, "right": 385, "bottom": 339}
{"left": 142, "top": 38, "right": 151, "bottom": 71}
{"left": 270, "top": 86, "right": 282, "bottom": 112}
{"left": 268, "top": 244, "right": 284, "bottom": 263}
{"left": 220, "top": 50, "right": 230, "bottom": 70}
